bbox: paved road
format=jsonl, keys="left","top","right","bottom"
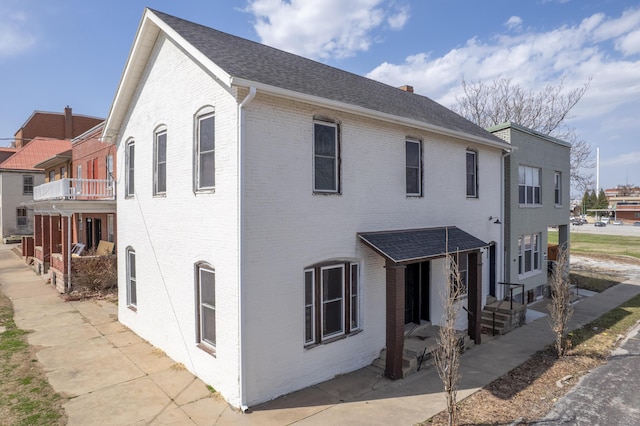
{"left": 568, "top": 222, "right": 640, "bottom": 237}
{"left": 536, "top": 322, "right": 640, "bottom": 425}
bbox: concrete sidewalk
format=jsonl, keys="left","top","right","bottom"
{"left": 1, "top": 243, "right": 639, "bottom": 425}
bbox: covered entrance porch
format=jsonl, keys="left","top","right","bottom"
{"left": 359, "top": 226, "right": 488, "bottom": 379}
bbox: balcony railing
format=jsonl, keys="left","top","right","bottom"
{"left": 33, "top": 178, "right": 115, "bottom": 201}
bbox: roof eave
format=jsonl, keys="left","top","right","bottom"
{"left": 232, "top": 77, "right": 512, "bottom": 151}
{"left": 104, "top": 8, "right": 232, "bottom": 142}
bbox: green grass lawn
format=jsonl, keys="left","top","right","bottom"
{"left": 548, "top": 230, "right": 640, "bottom": 259}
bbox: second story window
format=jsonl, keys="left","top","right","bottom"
{"left": 519, "top": 165, "right": 541, "bottom": 205}
{"left": 554, "top": 172, "right": 562, "bottom": 206}
{"left": 406, "top": 139, "right": 422, "bottom": 196}
{"left": 60, "top": 167, "right": 66, "bottom": 179}
{"left": 196, "top": 113, "right": 215, "bottom": 191}
{"left": 49, "top": 170, "right": 55, "bottom": 182}
{"left": 154, "top": 128, "right": 167, "bottom": 195}
{"left": 23, "top": 175, "right": 34, "bottom": 195}
{"left": 313, "top": 121, "right": 339, "bottom": 193}
{"left": 125, "top": 140, "right": 135, "bottom": 197}
{"left": 106, "top": 155, "right": 114, "bottom": 188}
{"left": 466, "top": 150, "right": 477, "bottom": 198}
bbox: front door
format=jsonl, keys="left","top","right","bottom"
{"left": 86, "top": 218, "right": 93, "bottom": 250}
{"left": 404, "top": 261, "right": 430, "bottom": 324}
{"left": 94, "top": 218, "right": 102, "bottom": 245}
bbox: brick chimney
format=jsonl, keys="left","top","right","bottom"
{"left": 399, "top": 85, "right": 414, "bottom": 93}
{"left": 64, "top": 106, "right": 73, "bottom": 139}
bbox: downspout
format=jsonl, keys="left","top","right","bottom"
{"left": 500, "top": 149, "right": 513, "bottom": 300}
{"left": 237, "top": 86, "right": 256, "bottom": 411}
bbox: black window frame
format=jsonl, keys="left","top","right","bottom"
{"left": 304, "top": 261, "right": 359, "bottom": 347}
{"left": 466, "top": 150, "right": 478, "bottom": 198}
{"left": 313, "top": 121, "right": 340, "bottom": 193}
{"left": 406, "top": 139, "right": 422, "bottom": 196}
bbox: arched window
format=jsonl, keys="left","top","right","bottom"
{"left": 153, "top": 125, "right": 167, "bottom": 195}
{"left": 125, "top": 139, "right": 135, "bottom": 197}
{"left": 194, "top": 107, "right": 215, "bottom": 192}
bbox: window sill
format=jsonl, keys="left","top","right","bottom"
{"left": 304, "top": 329, "right": 362, "bottom": 350}
{"left": 518, "top": 204, "right": 542, "bottom": 208}
{"left": 406, "top": 194, "right": 422, "bottom": 198}
{"left": 466, "top": 195, "right": 478, "bottom": 199}
{"left": 153, "top": 193, "right": 167, "bottom": 198}
{"left": 127, "top": 305, "right": 137, "bottom": 313}
{"left": 197, "top": 343, "right": 217, "bottom": 357}
{"left": 313, "top": 191, "right": 341, "bottom": 196}
{"left": 518, "top": 269, "right": 543, "bottom": 280}
{"left": 555, "top": 204, "right": 563, "bottom": 209}
{"left": 195, "top": 188, "right": 216, "bottom": 195}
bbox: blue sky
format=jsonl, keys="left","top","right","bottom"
{"left": 1, "top": 0, "right": 639, "bottom": 194}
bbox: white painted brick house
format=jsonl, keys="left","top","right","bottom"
{"left": 104, "top": 9, "right": 512, "bottom": 408}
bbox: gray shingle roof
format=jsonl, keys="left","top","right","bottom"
{"left": 358, "top": 226, "right": 488, "bottom": 264}
{"left": 150, "top": 9, "right": 503, "bottom": 143}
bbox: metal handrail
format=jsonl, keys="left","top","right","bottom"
{"left": 497, "top": 282, "right": 526, "bottom": 310}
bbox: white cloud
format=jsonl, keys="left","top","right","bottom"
{"left": 366, "top": 7, "right": 640, "bottom": 120}
{"left": 601, "top": 152, "right": 640, "bottom": 167}
{"left": 245, "top": 0, "right": 409, "bottom": 60}
{"left": 505, "top": 16, "right": 523, "bottom": 31}
{"left": 0, "top": 8, "right": 36, "bottom": 57}
{"left": 388, "top": 5, "right": 410, "bottom": 30}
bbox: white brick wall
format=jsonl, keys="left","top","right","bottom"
{"left": 115, "top": 35, "right": 505, "bottom": 408}
{"left": 116, "top": 35, "right": 242, "bottom": 406}
{"left": 241, "top": 94, "right": 503, "bottom": 404}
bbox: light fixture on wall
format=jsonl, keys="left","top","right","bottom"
{"left": 489, "top": 216, "right": 501, "bottom": 225}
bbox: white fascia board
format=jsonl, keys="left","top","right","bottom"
{"left": 103, "top": 9, "right": 233, "bottom": 143}
{"left": 231, "top": 77, "right": 512, "bottom": 152}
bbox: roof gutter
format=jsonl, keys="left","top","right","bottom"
{"left": 237, "top": 86, "right": 256, "bottom": 411}
{"left": 230, "top": 77, "right": 512, "bottom": 152}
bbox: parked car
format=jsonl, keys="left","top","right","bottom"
{"left": 613, "top": 220, "right": 623, "bottom": 226}
{"left": 595, "top": 221, "right": 607, "bottom": 227}
{"left": 634, "top": 222, "right": 640, "bottom": 227}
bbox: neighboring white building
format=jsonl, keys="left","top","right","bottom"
{"left": 104, "top": 9, "right": 512, "bottom": 408}
{"left": 488, "top": 122, "right": 571, "bottom": 303}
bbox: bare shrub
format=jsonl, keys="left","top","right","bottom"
{"left": 549, "top": 243, "right": 573, "bottom": 357}
{"left": 71, "top": 250, "right": 117, "bottom": 295}
{"left": 435, "top": 249, "right": 464, "bottom": 426}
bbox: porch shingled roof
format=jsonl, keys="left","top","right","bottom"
{"left": 358, "top": 226, "right": 488, "bottom": 265}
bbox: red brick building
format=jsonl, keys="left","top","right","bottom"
{"left": 13, "top": 106, "right": 103, "bottom": 148}
{"left": 24, "top": 122, "right": 117, "bottom": 292}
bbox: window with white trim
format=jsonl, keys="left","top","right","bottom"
{"left": 313, "top": 121, "right": 339, "bottom": 193}
{"left": 154, "top": 128, "right": 167, "bottom": 195}
{"left": 106, "top": 155, "right": 114, "bottom": 189}
{"left": 126, "top": 247, "right": 137, "bottom": 308}
{"left": 406, "top": 139, "right": 422, "bottom": 196}
{"left": 554, "top": 172, "right": 562, "bottom": 206}
{"left": 466, "top": 150, "right": 477, "bottom": 198}
{"left": 196, "top": 112, "right": 215, "bottom": 191}
{"left": 196, "top": 263, "right": 216, "bottom": 350}
{"left": 16, "top": 207, "right": 27, "bottom": 227}
{"left": 304, "top": 261, "right": 359, "bottom": 345}
{"left": 22, "top": 175, "right": 33, "bottom": 195}
{"left": 125, "top": 140, "right": 135, "bottom": 197}
{"left": 519, "top": 165, "right": 541, "bottom": 205}
{"left": 518, "top": 233, "right": 541, "bottom": 276}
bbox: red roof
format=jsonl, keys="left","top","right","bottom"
{"left": 0, "top": 137, "right": 72, "bottom": 171}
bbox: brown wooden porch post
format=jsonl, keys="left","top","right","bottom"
{"left": 468, "top": 251, "right": 482, "bottom": 344}
{"left": 385, "top": 259, "right": 405, "bottom": 380}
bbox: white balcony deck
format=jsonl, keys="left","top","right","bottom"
{"left": 34, "top": 178, "right": 115, "bottom": 201}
